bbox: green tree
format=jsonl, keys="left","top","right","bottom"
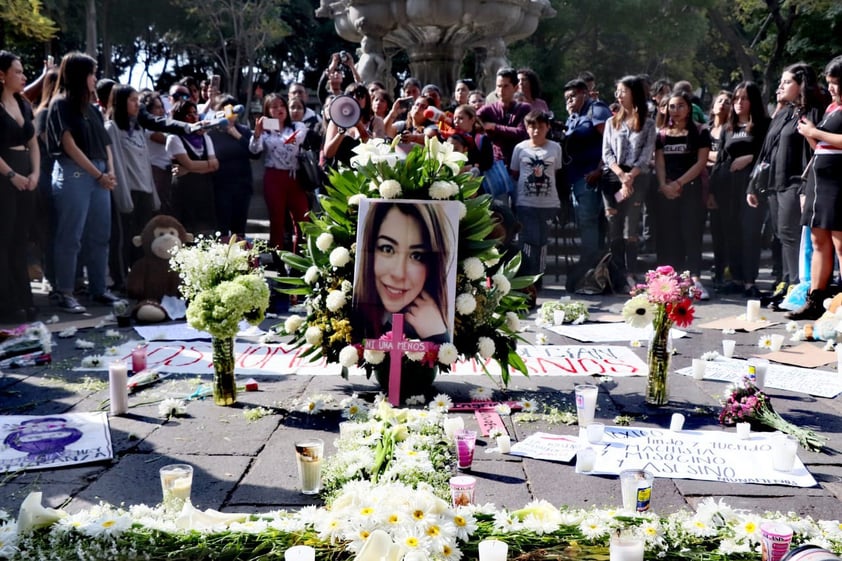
{"left": 0, "top": 0, "right": 58, "bottom": 44}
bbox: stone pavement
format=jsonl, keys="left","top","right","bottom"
{"left": 2, "top": 283, "right": 842, "bottom": 521}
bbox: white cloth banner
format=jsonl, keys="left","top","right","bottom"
{"left": 583, "top": 426, "right": 816, "bottom": 487}
{"left": 0, "top": 412, "right": 113, "bottom": 473}
{"left": 77, "top": 342, "right": 648, "bottom": 377}
{"left": 675, "top": 358, "right": 842, "bottom": 398}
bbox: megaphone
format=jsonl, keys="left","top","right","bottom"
{"left": 328, "top": 94, "right": 361, "bottom": 130}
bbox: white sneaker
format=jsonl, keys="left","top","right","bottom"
{"left": 694, "top": 280, "right": 710, "bottom": 301}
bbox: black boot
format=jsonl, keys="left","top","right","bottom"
{"left": 785, "top": 289, "right": 826, "bottom": 321}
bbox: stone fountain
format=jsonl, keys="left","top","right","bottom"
{"left": 316, "top": 0, "right": 556, "bottom": 95}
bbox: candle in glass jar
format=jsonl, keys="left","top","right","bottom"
{"left": 610, "top": 536, "right": 644, "bottom": 561}
{"left": 131, "top": 345, "right": 147, "bottom": 373}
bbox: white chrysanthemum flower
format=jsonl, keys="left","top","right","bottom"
{"left": 329, "top": 246, "right": 352, "bottom": 268}
{"left": 455, "top": 293, "right": 477, "bottom": 315}
{"left": 364, "top": 349, "right": 386, "bottom": 365}
{"left": 701, "top": 351, "right": 720, "bottom": 361}
{"left": 505, "top": 312, "right": 520, "bottom": 332}
{"left": 469, "top": 386, "right": 491, "bottom": 401}
{"left": 341, "top": 280, "right": 353, "bottom": 293}
{"left": 158, "top": 398, "right": 187, "bottom": 419}
{"left": 304, "top": 265, "right": 320, "bottom": 284}
{"left": 405, "top": 394, "right": 426, "bottom": 405}
{"left": 104, "top": 329, "right": 121, "bottom": 338}
{"left": 304, "top": 326, "right": 323, "bottom": 346}
{"left": 536, "top": 333, "right": 548, "bottom": 345}
{"left": 428, "top": 393, "right": 453, "bottom": 412}
{"left": 405, "top": 350, "right": 425, "bottom": 362}
{"left": 438, "top": 343, "right": 458, "bottom": 365}
{"left": 326, "top": 290, "right": 347, "bottom": 312}
{"left": 316, "top": 232, "right": 334, "bottom": 252}
{"left": 462, "top": 257, "right": 485, "bottom": 281}
{"left": 492, "top": 274, "right": 511, "bottom": 295}
{"left": 339, "top": 345, "right": 360, "bottom": 367}
{"left": 284, "top": 315, "right": 304, "bottom": 334}
{"left": 348, "top": 193, "right": 366, "bottom": 206}
{"left": 477, "top": 337, "right": 495, "bottom": 359}
{"left": 75, "top": 338, "right": 95, "bottom": 349}
{"left": 429, "top": 180, "right": 458, "bottom": 200}
{"left": 379, "top": 179, "right": 402, "bottom": 199}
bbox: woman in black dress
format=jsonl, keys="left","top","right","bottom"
{"left": 788, "top": 56, "right": 842, "bottom": 319}
{"left": 0, "top": 51, "right": 40, "bottom": 322}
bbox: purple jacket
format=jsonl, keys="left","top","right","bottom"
{"left": 477, "top": 101, "right": 531, "bottom": 165}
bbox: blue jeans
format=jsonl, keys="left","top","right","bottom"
{"left": 52, "top": 158, "right": 111, "bottom": 296}
{"left": 517, "top": 206, "right": 557, "bottom": 276}
{"left": 571, "top": 177, "right": 604, "bottom": 262}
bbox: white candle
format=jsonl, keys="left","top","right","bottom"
{"left": 691, "top": 358, "right": 706, "bottom": 380}
{"left": 746, "top": 300, "right": 761, "bottom": 322}
{"left": 574, "top": 384, "right": 598, "bottom": 427}
{"left": 108, "top": 360, "right": 129, "bottom": 416}
{"left": 285, "top": 546, "right": 316, "bottom": 561}
{"left": 610, "top": 537, "right": 644, "bottom": 561}
{"left": 770, "top": 334, "right": 785, "bottom": 352}
{"left": 478, "top": 539, "right": 508, "bottom": 561}
{"left": 736, "top": 422, "right": 751, "bottom": 439}
{"left": 669, "top": 413, "right": 684, "bottom": 432}
{"left": 496, "top": 434, "right": 511, "bottom": 453}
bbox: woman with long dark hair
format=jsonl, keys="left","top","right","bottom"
{"left": 46, "top": 52, "right": 118, "bottom": 314}
{"left": 0, "top": 50, "right": 40, "bottom": 322}
{"left": 106, "top": 84, "right": 160, "bottom": 278}
{"left": 352, "top": 201, "right": 456, "bottom": 343}
{"left": 654, "top": 89, "right": 711, "bottom": 297}
{"left": 249, "top": 93, "right": 307, "bottom": 254}
{"left": 788, "top": 56, "right": 842, "bottom": 319}
{"left": 601, "top": 75, "right": 656, "bottom": 290}
{"left": 711, "top": 82, "right": 769, "bottom": 297}
{"left": 747, "top": 62, "right": 825, "bottom": 310}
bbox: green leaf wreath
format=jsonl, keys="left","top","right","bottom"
{"left": 276, "top": 137, "right": 537, "bottom": 386}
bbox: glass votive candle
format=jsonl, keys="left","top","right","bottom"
{"left": 496, "top": 434, "right": 512, "bottom": 453}
{"left": 691, "top": 358, "right": 706, "bottom": 380}
{"left": 160, "top": 463, "right": 193, "bottom": 510}
{"left": 770, "top": 334, "right": 785, "bottom": 352}
{"left": 609, "top": 535, "right": 645, "bottom": 561}
{"left": 736, "top": 422, "right": 751, "bottom": 440}
{"left": 478, "top": 539, "right": 508, "bottom": 561}
{"left": 586, "top": 422, "right": 605, "bottom": 444}
{"left": 449, "top": 475, "right": 477, "bottom": 507}
{"left": 722, "top": 339, "right": 736, "bottom": 359}
{"left": 576, "top": 447, "right": 596, "bottom": 473}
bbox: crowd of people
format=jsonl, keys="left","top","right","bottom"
{"left": 1, "top": 47, "right": 841, "bottom": 323}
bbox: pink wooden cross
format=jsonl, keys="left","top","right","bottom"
{"left": 364, "top": 313, "right": 437, "bottom": 406}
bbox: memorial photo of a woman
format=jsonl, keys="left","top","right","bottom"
{"left": 352, "top": 200, "right": 458, "bottom": 344}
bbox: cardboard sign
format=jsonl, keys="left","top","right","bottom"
{"left": 0, "top": 413, "right": 113, "bottom": 473}
{"left": 584, "top": 426, "right": 816, "bottom": 487}
{"left": 675, "top": 358, "right": 842, "bottom": 398}
{"left": 508, "top": 432, "right": 579, "bottom": 462}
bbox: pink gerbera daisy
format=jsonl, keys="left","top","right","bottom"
{"left": 647, "top": 274, "right": 680, "bottom": 304}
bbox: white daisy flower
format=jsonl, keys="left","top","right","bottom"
{"left": 758, "top": 335, "right": 773, "bottom": 349}
{"left": 622, "top": 294, "right": 657, "bottom": 329}
{"left": 786, "top": 320, "right": 799, "bottom": 333}
{"left": 158, "top": 398, "right": 187, "bottom": 419}
{"left": 301, "top": 396, "right": 325, "bottom": 415}
{"left": 469, "top": 386, "right": 491, "bottom": 401}
{"left": 518, "top": 399, "right": 537, "bottom": 413}
{"left": 494, "top": 403, "right": 511, "bottom": 415}
{"left": 428, "top": 393, "right": 453, "bottom": 412}
{"left": 315, "top": 232, "right": 334, "bottom": 252}
{"left": 536, "top": 333, "right": 548, "bottom": 345}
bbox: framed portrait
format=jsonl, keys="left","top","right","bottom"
{"left": 352, "top": 199, "right": 460, "bottom": 344}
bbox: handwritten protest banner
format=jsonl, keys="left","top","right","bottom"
{"left": 79, "top": 342, "right": 647, "bottom": 378}
{"left": 586, "top": 426, "right": 816, "bottom": 487}
{"left": 545, "top": 323, "right": 687, "bottom": 343}
{"left": 0, "top": 412, "right": 113, "bottom": 473}
{"left": 675, "top": 358, "right": 842, "bottom": 398}
{"left": 509, "top": 432, "right": 579, "bottom": 462}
